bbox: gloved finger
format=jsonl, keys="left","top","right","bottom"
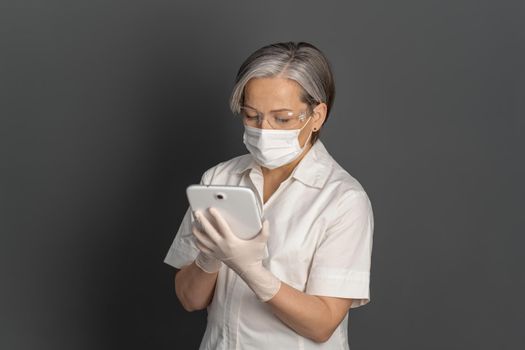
{"left": 253, "top": 219, "right": 270, "bottom": 242}
{"left": 192, "top": 225, "right": 216, "bottom": 249}
{"left": 196, "top": 240, "right": 214, "bottom": 256}
{"left": 205, "top": 209, "right": 221, "bottom": 232}
{"left": 191, "top": 227, "right": 216, "bottom": 249}
{"left": 192, "top": 210, "right": 202, "bottom": 222}
{"left": 195, "top": 211, "right": 222, "bottom": 243}
{"left": 208, "top": 207, "right": 236, "bottom": 240}
{"left": 192, "top": 222, "right": 211, "bottom": 240}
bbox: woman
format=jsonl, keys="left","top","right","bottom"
{"left": 164, "top": 41, "right": 374, "bottom": 349}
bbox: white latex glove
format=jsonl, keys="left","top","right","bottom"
{"left": 194, "top": 246, "right": 222, "bottom": 274}
{"left": 191, "top": 215, "right": 222, "bottom": 274}
{"left": 192, "top": 207, "right": 281, "bottom": 302}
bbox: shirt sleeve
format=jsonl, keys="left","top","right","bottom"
{"left": 163, "top": 169, "right": 213, "bottom": 269}
{"left": 305, "top": 190, "right": 374, "bottom": 308}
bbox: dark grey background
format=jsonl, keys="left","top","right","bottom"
{"left": 1, "top": 0, "right": 523, "bottom": 349}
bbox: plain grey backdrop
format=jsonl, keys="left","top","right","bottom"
{"left": 1, "top": 0, "right": 524, "bottom": 349}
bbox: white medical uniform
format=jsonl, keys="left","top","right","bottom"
{"left": 164, "top": 140, "right": 374, "bottom": 350}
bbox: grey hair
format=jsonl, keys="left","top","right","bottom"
{"left": 229, "top": 41, "right": 335, "bottom": 144}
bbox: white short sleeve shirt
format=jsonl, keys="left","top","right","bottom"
{"left": 164, "top": 140, "right": 374, "bottom": 350}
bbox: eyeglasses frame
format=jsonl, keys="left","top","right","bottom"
{"left": 237, "top": 105, "right": 314, "bottom": 129}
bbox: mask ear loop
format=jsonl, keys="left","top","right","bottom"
{"left": 297, "top": 116, "right": 315, "bottom": 148}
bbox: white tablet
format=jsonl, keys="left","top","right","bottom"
{"left": 186, "top": 184, "right": 263, "bottom": 240}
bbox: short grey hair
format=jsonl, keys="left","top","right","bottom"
{"left": 229, "top": 41, "right": 335, "bottom": 144}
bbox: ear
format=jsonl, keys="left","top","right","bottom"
{"left": 312, "top": 103, "right": 327, "bottom": 131}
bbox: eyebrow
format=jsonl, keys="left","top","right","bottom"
{"left": 243, "top": 104, "right": 293, "bottom": 113}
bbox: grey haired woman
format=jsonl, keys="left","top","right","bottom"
{"left": 164, "top": 41, "right": 374, "bottom": 349}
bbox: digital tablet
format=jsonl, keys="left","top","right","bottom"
{"left": 186, "top": 185, "right": 263, "bottom": 240}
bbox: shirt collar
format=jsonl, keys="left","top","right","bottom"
{"left": 235, "top": 140, "right": 333, "bottom": 189}
{"left": 235, "top": 155, "right": 258, "bottom": 175}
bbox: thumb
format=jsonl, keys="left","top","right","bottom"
{"left": 256, "top": 219, "right": 270, "bottom": 241}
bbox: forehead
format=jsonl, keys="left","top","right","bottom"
{"left": 244, "top": 77, "right": 304, "bottom": 108}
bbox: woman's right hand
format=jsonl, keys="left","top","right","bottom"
{"left": 192, "top": 220, "right": 223, "bottom": 273}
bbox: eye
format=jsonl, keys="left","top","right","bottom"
{"left": 240, "top": 108, "right": 260, "bottom": 118}
{"left": 274, "top": 116, "right": 292, "bottom": 124}
{"left": 241, "top": 111, "right": 258, "bottom": 119}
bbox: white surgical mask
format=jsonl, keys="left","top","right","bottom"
{"left": 242, "top": 117, "right": 313, "bottom": 169}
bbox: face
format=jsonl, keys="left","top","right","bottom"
{"left": 243, "top": 77, "right": 327, "bottom": 147}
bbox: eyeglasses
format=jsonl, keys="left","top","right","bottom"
{"left": 236, "top": 106, "right": 312, "bottom": 130}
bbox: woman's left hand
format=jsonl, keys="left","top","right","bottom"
{"left": 192, "top": 207, "right": 281, "bottom": 302}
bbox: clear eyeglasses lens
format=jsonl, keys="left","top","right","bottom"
{"left": 239, "top": 107, "right": 307, "bottom": 130}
